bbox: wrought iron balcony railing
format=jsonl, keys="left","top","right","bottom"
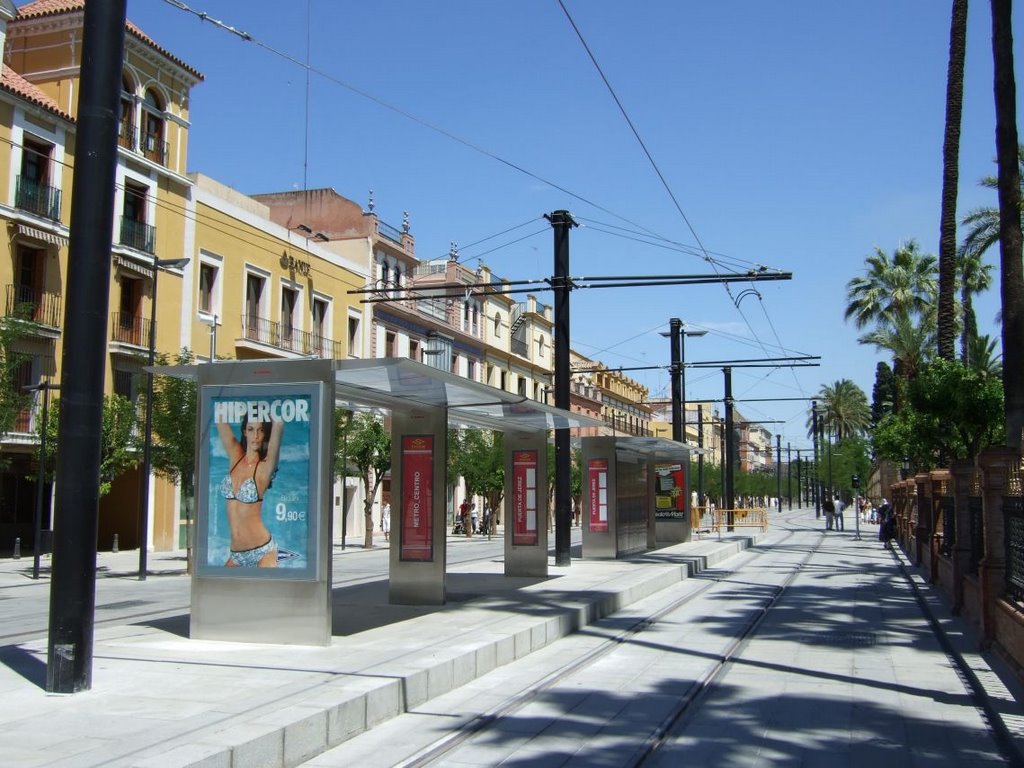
{"left": 5, "top": 284, "right": 61, "bottom": 328}
{"left": 241, "top": 315, "right": 342, "bottom": 359}
{"left": 118, "top": 120, "right": 136, "bottom": 151}
{"left": 110, "top": 311, "right": 151, "bottom": 348}
{"left": 119, "top": 216, "right": 156, "bottom": 254}
{"left": 141, "top": 132, "right": 168, "bottom": 166}
{"left": 377, "top": 220, "right": 403, "bottom": 244}
{"left": 15, "top": 175, "right": 61, "bottom": 221}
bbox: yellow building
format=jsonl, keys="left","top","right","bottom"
{"left": 593, "top": 365, "right": 652, "bottom": 436}
{"left": 0, "top": 0, "right": 203, "bottom": 552}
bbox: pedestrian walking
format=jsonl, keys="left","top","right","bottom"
{"left": 470, "top": 502, "right": 478, "bottom": 535}
{"left": 381, "top": 502, "right": 391, "bottom": 543}
{"left": 823, "top": 495, "right": 835, "bottom": 530}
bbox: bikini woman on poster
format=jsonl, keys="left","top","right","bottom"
{"left": 216, "top": 416, "right": 284, "bottom": 567}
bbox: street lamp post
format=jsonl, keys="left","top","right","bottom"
{"left": 138, "top": 257, "right": 189, "bottom": 580}
{"left": 24, "top": 380, "right": 58, "bottom": 580}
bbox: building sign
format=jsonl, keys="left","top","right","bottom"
{"left": 512, "top": 450, "right": 539, "bottom": 545}
{"left": 654, "top": 463, "right": 686, "bottom": 519}
{"left": 401, "top": 435, "right": 434, "bottom": 561}
{"left": 280, "top": 251, "right": 312, "bottom": 277}
{"left": 196, "top": 383, "right": 321, "bottom": 580}
{"left": 588, "top": 458, "right": 609, "bottom": 532}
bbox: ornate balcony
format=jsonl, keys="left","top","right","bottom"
{"left": 119, "top": 217, "right": 156, "bottom": 254}
{"left": 15, "top": 175, "right": 61, "bottom": 221}
{"left": 111, "top": 311, "right": 151, "bottom": 348}
{"left": 5, "top": 284, "right": 61, "bottom": 328}
{"left": 141, "top": 132, "right": 168, "bottom": 166}
{"left": 241, "top": 315, "right": 342, "bottom": 359}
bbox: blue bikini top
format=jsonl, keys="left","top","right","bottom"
{"left": 221, "top": 456, "right": 269, "bottom": 504}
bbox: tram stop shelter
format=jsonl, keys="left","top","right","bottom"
{"left": 581, "top": 435, "right": 700, "bottom": 559}
{"left": 150, "top": 357, "right": 601, "bottom": 646}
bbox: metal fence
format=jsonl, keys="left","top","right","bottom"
{"left": 1005, "top": 495, "right": 1024, "bottom": 602}
{"left": 968, "top": 495, "right": 984, "bottom": 575}
{"left": 940, "top": 495, "right": 955, "bottom": 557}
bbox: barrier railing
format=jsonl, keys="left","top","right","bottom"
{"left": 712, "top": 508, "right": 769, "bottom": 537}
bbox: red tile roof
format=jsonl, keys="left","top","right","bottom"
{"left": 16, "top": 0, "right": 204, "bottom": 80}
{"left": 0, "top": 64, "right": 72, "bottom": 121}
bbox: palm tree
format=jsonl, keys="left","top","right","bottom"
{"left": 968, "top": 333, "right": 1003, "bottom": 380}
{"left": 808, "top": 379, "right": 871, "bottom": 442}
{"left": 957, "top": 144, "right": 1023, "bottom": 267}
{"left": 937, "top": 0, "right": 969, "bottom": 361}
{"left": 991, "top": 0, "right": 1024, "bottom": 450}
{"left": 860, "top": 313, "right": 935, "bottom": 411}
{"left": 845, "top": 241, "right": 937, "bottom": 331}
{"left": 957, "top": 247, "right": 994, "bottom": 364}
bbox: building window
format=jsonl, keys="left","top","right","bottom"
{"left": 385, "top": 330, "right": 396, "bottom": 358}
{"left": 312, "top": 297, "right": 328, "bottom": 346}
{"left": 245, "top": 273, "right": 266, "bottom": 340}
{"left": 493, "top": 313, "right": 501, "bottom": 339}
{"left": 11, "top": 357, "right": 36, "bottom": 432}
{"left": 409, "top": 339, "right": 420, "bottom": 362}
{"left": 141, "top": 88, "right": 165, "bottom": 164}
{"left": 120, "top": 182, "right": 153, "bottom": 253}
{"left": 17, "top": 138, "right": 58, "bottom": 221}
{"left": 199, "top": 263, "right": 217, "bottom": 314}
{"left": 347, "top": 315, "right": 361, "bottom": 358}
{"left": 517, "top": 376, "right": 527, "bottom": 397}
{"left": 115, "top": 276, "right": 143, "bottom": 345}
{"left": 281, "top": 287, "right": 298, "bottom": 347}
{"left": 500, "top": 370, "right": 507, "bottom": 391}
{"left": 119, "top": 73, "right": 135, "bottom": 149}
{"left": 467, "top": 359, "right": 476, "bottom": 382}
{"left": 451, "top": 352, "right": 459, "bottom": 375}
{"left": 537, "top": 337, "right": 546, "bottom": 358}
{"left": 12, "top": 246, "right": 45, "bottom": 323}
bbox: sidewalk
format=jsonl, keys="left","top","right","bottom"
{"left": 0, "top": 526, "right": 759, "bottom": 768}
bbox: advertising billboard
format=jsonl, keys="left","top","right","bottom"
{"left": 196, "top": 382, "right": 322, "bottom": 580}
{"left": 654, "top": 463, "right": 686, "bottom": 519}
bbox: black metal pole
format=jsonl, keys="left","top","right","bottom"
{"left": 669, "top": 318, "right": 682, "bottom": 442}
{"left": 811, "top": 402, "right": 820, "bottom": 519}
{"left": 548, "top": 210, "right": 576, "bottom": 567}
{"left": 697, "top": 403, "right": 705, "bottom": 501}
{"left": 795, "top": 451, "right": 802, "bottom": 507}
{"left": 31, "top": 382, "right": 56, "bottom": 580}
{"left": 787, "top": 442, "right": 792, "bottom": 510}
{"left": 723, "top": 367, "right": 735, "bottom": 530}
{"left": 775, "top": 433, "right": 781, "bottom": 513}
{"left": 47, "top": 0, "right": 127, "bottom": 694}
{"left": 341, "top": 418, "right": 348, "bottom": 550}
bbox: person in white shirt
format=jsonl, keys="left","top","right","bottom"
{"left": 833, "top": 495, "right": 846, "bottom": 531}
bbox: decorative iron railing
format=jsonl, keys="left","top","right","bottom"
{"left": 118, "top": 121, "right": 136, "bottom": 150}
{"left": 968, "top": 495, "right": 984, "bottom": 575}
{"left": 1005, "top": 495, "right": 1024, "bottom": 602}
{"left": 377, "top": 220, "right": 403, "bottom": 244}
{"left": 940, "top": 495, "right": 955, "bottom": 557}
{"left": 120, "top": 216, "right": 156, "bottom": 254}
{"left": 110, "top": 311, "right": 151, "bottom": 347}
{"left": 240, "top": 315, "right": 342, "bottom": 359}
{"left": 141, "top": 132, "right": 168, "bottom": 165}
{"left": 15, "top": 175, "right": 61, "bottom": 221}
{"left": 5, "top": 284, "right": 61, "bottom": 328}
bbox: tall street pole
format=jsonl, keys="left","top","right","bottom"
{"left": 47, "top": 0, "right": 127, "bottom": 694}
{"left": 547, "top": 210, "right": 576, "bottom": 567}
{"left": 668, "top": 318, "right": 682, "bottom": 442}
{"left": 787, "top": 442, "right": 792, "bottom": 510}
{"left": 775, "top": 433, "right": 782, "bottom": 513}
{"left": 723, "top": 367, "right": 735, "bottom": 530}
{"left": 812, "top": 402, "right": 820, "bottom": 519}
{"left": 697, "top": 403, "right": 705, "bottom": 502}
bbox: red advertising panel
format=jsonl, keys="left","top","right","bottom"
{"left": 512, "top": 450, "right": 539, "bottom": 545}
{"left": 401, "top": 435, "right": 433, "bottom": 561}
{"left": 588, "top": 458, "right": 609, "bottom": 532}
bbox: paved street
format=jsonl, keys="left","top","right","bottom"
{"left": 1, "top": 510, "right": 1022, "bottom": 767}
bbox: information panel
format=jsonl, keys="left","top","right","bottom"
{"left": 401, "top": 435, "right": 434, "bottom": 561}
{"left": 512, "top": 450, "right": 539, "bottom": 545}
{"left": 196, "top": 382, "right": 321, "bottom": 580}
{"left": 589, "top": 458, "right": 609, "bottom": 532}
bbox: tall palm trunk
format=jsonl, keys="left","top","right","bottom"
{"left": 938, "top": 0, "right": 968, "bottom": 360}
{"left": 991, "top": 0, "right": 1024, "bottom": 450}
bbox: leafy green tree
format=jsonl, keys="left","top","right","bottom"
{"left": 872, "top": 358, "right": 1003, "bottom": 466}
{"left": 451, "top": 428, "right": 504, "bottom": 523}
{"left": 37, "top": 394, "right": 140, "bottom": 496}
{"left": 859, "top": 311, "right": 934, "bottom": 391}
{"left": 345, "top": 413, "right": 391, "bottom": 548}
{"left": 144, "top": 349, "right": 199, "bottom": 563}
{"left": 0, "top": 309, "right": 33, "bottom": 468}
{"left": 818, "top": 435, "right": 872, "bottom": 498}
{"left": 870, "top": 362, "right": 896, "bottom": 427}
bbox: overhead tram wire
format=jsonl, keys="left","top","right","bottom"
{"left": 557, "top": 1, "right": 796, "bottom": 368}
{"left": 161, "top": 0, "right": 670, "bottom": 243}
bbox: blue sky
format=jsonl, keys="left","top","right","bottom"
{"left": 126, "top": 0, "right": 1016, "bottom": 449}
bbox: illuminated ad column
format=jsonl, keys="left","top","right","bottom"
{"left": 389, "top": 407, "right": 447, "bottom": 605}
{"left": 191, "top": 359, "right": 334, "bottom": 646}
{"left": 654, "top": 455, "right": 691, "bottom": 544}
{"left": 646, "top": 455, "right": 658, "bottom": 550}
{"left": 581, "top": 436, "right": 617, "bottom": 559}
{"left": 504, "top": 430, "right": 548, "bottom": 577}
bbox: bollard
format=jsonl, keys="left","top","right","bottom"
{"left": 112, "top": 533, "right": 119, "bottom": 553}
{"left": 13, "top": 537, "right": 21, "bottom": 559}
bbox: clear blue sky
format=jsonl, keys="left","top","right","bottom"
{"left": 127, "top": 0, "right": 1016, "bottom": 449}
